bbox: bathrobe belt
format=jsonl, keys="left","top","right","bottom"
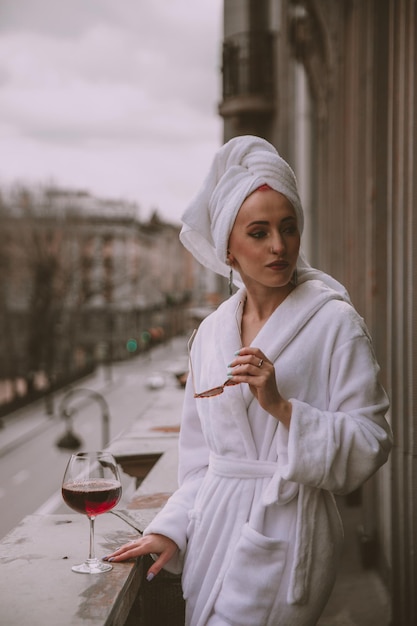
{"left": 209, "top": 452, "right": 318, "bottom": 605}
{"left": 208, "top": 452, "right": 299, "bottom": 506}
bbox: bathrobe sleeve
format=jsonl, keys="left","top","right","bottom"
{"left": 280, "top": 312, "right": 392, "bottom": 495}
{"left": 143, "top": 374, "right": 209, "bottom": 573}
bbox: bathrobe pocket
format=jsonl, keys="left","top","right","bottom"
{"left": 214, "top": 522, "right": 288, "bottom": 625}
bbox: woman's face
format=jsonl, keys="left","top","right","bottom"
{"left": 228, "top": 188, "right": 300, "bottom": 291}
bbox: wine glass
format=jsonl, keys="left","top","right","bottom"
{"left": 62, "top": 451, "right": 122, "bottom": 574}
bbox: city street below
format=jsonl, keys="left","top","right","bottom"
{"left": 0, "top": 336, "right": 189, "bottom": 540}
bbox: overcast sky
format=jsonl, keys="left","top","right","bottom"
{"left": 0, "top": 0, "right": 223, "bottom": 224}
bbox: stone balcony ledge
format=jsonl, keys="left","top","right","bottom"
{"left": 0, "top": 379, "right": 185, "bottom": 626}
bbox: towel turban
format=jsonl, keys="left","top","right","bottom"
{"left": 180, "top": 135, "right": 303, "bottom": 281}
{"left": 180, "top": 135, "right": 351, "bottom": 301}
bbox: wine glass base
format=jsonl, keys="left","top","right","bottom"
{"left": 72, "top": 558, "right": 112, "bottom": 574}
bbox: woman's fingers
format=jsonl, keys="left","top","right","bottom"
{"left": 231, "top": 347, "right": 292, "bottom": 426}
{"left": 145, "top": 542, "right": 178, "bottom": 580}
{"left": 102, "top": 533, "right": 179, "bottom": 580}
{"left": 103, "top": 539, "right": 146, "bottom": 562}
{"left": 229, "top": 348, "right": 270, "bottom": 377}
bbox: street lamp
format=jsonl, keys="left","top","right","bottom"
{"left": 56, "top": 387, "right": 110, "bottom": 450}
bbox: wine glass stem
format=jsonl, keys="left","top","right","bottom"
{"left": 88, "top": 516, "right": 96, "bottom": 560}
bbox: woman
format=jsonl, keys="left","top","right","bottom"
{"left": 104, "top": 136, "right": 392, "bottom": 625}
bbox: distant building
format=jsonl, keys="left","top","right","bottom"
{"left": 0, "top": 187, "right": 219, "bottom": 408}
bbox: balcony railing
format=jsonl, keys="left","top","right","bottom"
{"left": 220, "top": 31, "right": 275, "bottom": 116}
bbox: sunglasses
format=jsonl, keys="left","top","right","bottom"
{"left": 187, "top": 329, "right": 238, "bottom": 398}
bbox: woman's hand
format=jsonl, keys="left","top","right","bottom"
{"left": 228, "top": 347, "right": 292, "bottom": 428}
{"left": 103, "top": 533, "right": 178, "bottom": 581}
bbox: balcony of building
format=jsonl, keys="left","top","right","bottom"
{"left": 218, "top": 31, "right": 276, "bottom": 119}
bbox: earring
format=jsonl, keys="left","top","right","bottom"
{"left": 228, "top": 266, "right": 233, "bottom": 295}
{"left": 226, "top": 253, "right": 234, "bottom": 295}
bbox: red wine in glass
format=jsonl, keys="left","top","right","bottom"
{"left": 62, "top": 451, "right": 122, "bottom": 574}
{"left": 62, "top": 479, "right": 122, "bottom": 516}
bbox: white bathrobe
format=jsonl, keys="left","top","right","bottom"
{"left": 144, "top": 280, "right": 392, "bottom": 626}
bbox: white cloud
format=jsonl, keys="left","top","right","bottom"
{"left": 0, "top": 0, "right": 223, "bottom": 222}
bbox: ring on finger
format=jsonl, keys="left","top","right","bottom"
{"left": 258, "top": 359, "right": 263, "bottom": 368}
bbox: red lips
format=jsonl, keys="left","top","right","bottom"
{"left": 267, "top": 261, "right": 289, "bottom": 269}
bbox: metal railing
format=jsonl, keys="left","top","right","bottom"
{"left": 222, "top": 31, "right": 275, "bottom": 100}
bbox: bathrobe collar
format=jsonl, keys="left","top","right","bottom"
{"left": 218, "top": 279, "right": 346, "bottom": 409}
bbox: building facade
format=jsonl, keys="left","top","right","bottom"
{"left": 0, "top": 188, "right": 212, "bottom": 411}
{"left": 219, "top": 1, "right": 416, "bottom": 624}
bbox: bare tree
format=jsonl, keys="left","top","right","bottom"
{"left": 0, "top": 185, "right": 84, "bottom": 400}
{"left": 0, "top": 192, "right": 20, "bottom": 397}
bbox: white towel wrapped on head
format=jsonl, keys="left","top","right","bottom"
{"left": 180, "top": 135, "right": 303, "bottom": 281}
{"left": 180, "top": 135, "right": 350, "bottom": 301}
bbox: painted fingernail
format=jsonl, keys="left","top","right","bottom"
{"left": 146, "top": 572, "right": 155, "bottom": 582}
{"left": 227, "top": 374, "right": 233, "bottom": 379}
{"left": 234, "top": 350, "right": 241, "bottom": 355}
